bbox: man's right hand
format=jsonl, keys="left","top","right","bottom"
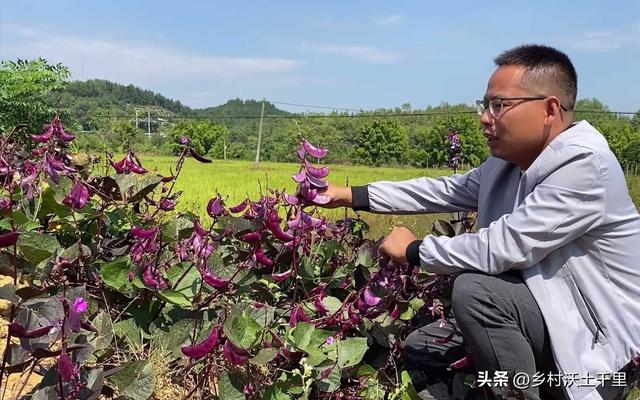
{"left": 316, "top": 184, "right": 353, "bottom": 209}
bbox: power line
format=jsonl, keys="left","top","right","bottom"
{"left": 59, "top": 108, "right": 637, "bottom": 121}
{"left": 270, "top": 100, "right": 364, "bottom": 113}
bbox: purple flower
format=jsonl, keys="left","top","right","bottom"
{"left": 158, "top": 197, "right": 176, "bottom": 211}
{"left": 206, "top": 194, "right": 226, "bottom": 218}
{"left": 131, "top": 226, "right": 158, "bottom": 239}
{"left": 58, "top": 350, "right": 78, "bottom": 382}
{"left": 63, "top": 181, "right": 90, "bottom": 210}
{"left": 447, "top": 129, "right": 462, "bottom": 170}
{"left": 44, "top": 155, "right": 76, "bottom": 184}
{"left": 179, "top": 136, "right": 190, "bottom": 145}
{"left": 68, "top": 297, "right": 88, "bottom": 333}
{"left": 110, "top": 151, "right": 147, "bottom": 174}
{"left": 181, "top": 326, "right": 221, "bottom": 359}
{"left": 243, "top": 383, "right": 255, "bottom": 396}
{"left": 325, "top": 336, "right": 334, "bottom": 346}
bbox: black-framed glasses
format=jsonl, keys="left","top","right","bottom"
{"left": 475, "top": 96, "right": 568, "bottom": 117}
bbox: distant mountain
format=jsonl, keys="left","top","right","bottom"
{"left": 196, "top": 98, "right": 293, "bottom": 118}
{"left": 55, "top": 79, "right": 291, "bottom": 130}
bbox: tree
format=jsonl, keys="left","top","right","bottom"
{"left": 352, "top": 120, "right": 408, "bottom": 166}
{"left": 168, "top": 120, "right": 229, "bottom": 158}
{"left": 0, "top": 59, "right": 70, "bottom": 137}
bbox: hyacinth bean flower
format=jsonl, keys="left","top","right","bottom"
{"left": 68, "top": 297, "right": 88, "bottom": 333}
{"left": 63, "top": 181, "right": 90, "bottom": 210}
{"left": 110, "top": 150, "right": 148, "bottom": 174}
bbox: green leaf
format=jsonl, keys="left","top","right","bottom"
{"left": 315, "top": 367, "right": 341, "bottom": 393}
{"left": 263, "top": 384, "right": 292, "bottom": 400}
{"left": 154, "top": 319, "right": 195, "bottom": 359}
{"left": 109, "top": 359, "right": 156, "bottom": 400}
{"left": 400, "top": 370, "right": 422, "bottom": 400}
{"left": 100, "top": 258, "right": 133, "bottom": 293}
{"left": 157, "top": 289, "right": 192, "bottom": 308}
{"left": 16, "top": 232, "right": 60, "bottom": 266}
{"left": 217, "top": 372, "right": 245, "bottom": 400}
{"left": 321, "top": 296, "right": 342, "bottom": 314}
{"left": 113, "top": 319, "right": 142, "bottom": 351}
{"left": 223, "top": 308, "right": 261, "bottom": 349}
{"left": 337, "top": 337, "right": 368, "bottom": 368}
{"left": 114, "top": 174, "right": 163, "bottom": 203}
{"left": 249, "top": 347, "right": 279, "bottom": 365}
{"left": 92, "top": 311, "right": 114, "bottom": 351}
{"left": 59, "top": 242, "right": 91, "bottom": 262}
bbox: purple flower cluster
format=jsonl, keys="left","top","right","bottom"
{"left": 130, "top": 226, "right": 168, "bottom": 290}
{"left": 447, "top": 129, "right": 462, "bottom": 170}
{"left": 31, "top": 115, "right": 75, "bottom": 143}
{"left": 291, "top": 139, "right": 331, "bottom": 205}
{"left": 110, "top": 150, "right": 148, "bottom": 174}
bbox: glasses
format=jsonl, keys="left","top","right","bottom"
{"left": 475, "top": 96, "right": 568, "bottom": 118}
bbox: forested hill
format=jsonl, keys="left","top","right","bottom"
{"left": 196, "top": 99, "right": 292, "bottom": 118}
{"left": 55, "top": 79, "right": 291, "bottom": 128}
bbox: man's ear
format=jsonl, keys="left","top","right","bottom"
{"left": 544, "top": 96, "right": 563, "bottom": 125}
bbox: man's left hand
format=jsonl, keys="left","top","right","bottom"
{"left": 378, "top": 227, "right": 418, "bottom": 264}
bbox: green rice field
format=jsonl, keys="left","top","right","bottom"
{"left": 119, "top": 155, "right": 640, "bottom": 240}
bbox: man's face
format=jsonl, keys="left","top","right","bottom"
{"left": 481, "top": 66, "right": 548, "bottom": 169}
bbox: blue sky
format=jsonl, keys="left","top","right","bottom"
{"left": 1, "top": 0, "right": 639, "bottom": 112}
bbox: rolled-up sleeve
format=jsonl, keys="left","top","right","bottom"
{"left": 411, "top": 148, "right": 606, "bottom": 274}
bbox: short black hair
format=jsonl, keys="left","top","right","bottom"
{"left": 495, "top": 44, "right": 578, "bottom": 111}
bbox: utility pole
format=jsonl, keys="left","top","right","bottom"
{"left": 254, "top": 98, "right": 266, "bottom": 168}
{"left": 147, "top": 111, "right": 151, "bottom": 139}
{"left": 135, "top": 108, "right": 139, "bottom": 130}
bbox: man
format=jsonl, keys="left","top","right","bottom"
{"left": 319, "top": 45, "right": 640, "bottom": 400}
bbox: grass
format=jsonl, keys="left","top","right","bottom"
{"left": 116, "top": 155, "right": 640, "bottom": 240}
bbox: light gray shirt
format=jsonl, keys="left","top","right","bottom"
{"left": 363, "top": 121, "right": 640, "bottom": 400}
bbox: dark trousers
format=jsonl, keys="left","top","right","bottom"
{"left": 403, "top": 272, "right": 564, "bottom": 400}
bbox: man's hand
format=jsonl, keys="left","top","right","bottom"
{"left": 316, "top": 184, "right": 353, "bottom": 209}
{"left": 378, "top": 227, "right": 418, "bottom": 264}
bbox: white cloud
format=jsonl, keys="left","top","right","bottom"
{"left": 0, "top": 24, "right": 304, "bottom": 107}
{"left": 563, "top": 22, "right": 640, "bottom": 52}
{"left": 298, "top": 42, "right": 401, "bottom": 64}
{"left": 375, "top": 14, "right": 405, "bottom": 27}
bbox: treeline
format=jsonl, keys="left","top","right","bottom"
{"left": 2, "top": 60, "right": 639, "bottom": 171}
